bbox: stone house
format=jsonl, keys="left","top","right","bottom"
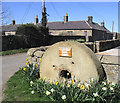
{"left": 1, "top": 14, "right": 113, "bottom": 42}
{"left": 44, "top": 14, "right": 113, "bottom": 42}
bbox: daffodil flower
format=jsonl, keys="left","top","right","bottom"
{"left": 110, "top": 87, "right": 114, "bottom": 92}
{"left": 36, "top": 64, "right": 38, "bottom": 67}
{"left": 26, "top": 58, "right": 28, "bottom": 61}
{"left": 102, "top": 87, "right": 107, "bottom": 91}
{"left": 67, "top": 73, "right": 69, "bottom": 76}
{"left": 30, "top": 81, "right": 33, "bottom": 84}
{"left": 51, "top": 88, "right": 55, "bottom": 93}
{"left": 67, "top": 84, "right": 70, "bottom": 88}
{"left": 23, "top": 68, "right": 26, "bottom": 71}
{"left": 71, "top": 80, "right": 74, "bottom": 84}
{"left": 31, "top": 90, "right": 34, "bottom": 94}
{"left": 46, "top": 91, "right": 51, "bottom": 95}
{"left": 80, "top": 85, "right": 85, "bottom": 90}
{"left": 62, "top": 95, "right": 66, "bottom": 100}
{"left": 30, "top": 81, "right": 33, "bottom": 86}
{"left": 102, "top": 81, "right": 106, "bottom": 85}
{"left": 55, "top": 81, "right": 58, "bottom": 85}
{"left": 39, "top": 78, "right": 41, "bottom": 80}
{"left": 93, "top": 92, "right": 99, "bottom": 97}
{"left": 39, "top": 58, "right": 42, "bottom": 64}
{"left": 44, "top": 77, "right": 46, "bottom": 80}
{"left": 26, "top": 62, "right": 29, "bottom": 65}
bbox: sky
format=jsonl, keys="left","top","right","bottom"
{"left": 2, "top": 1, "right": 119, "bottom": 32}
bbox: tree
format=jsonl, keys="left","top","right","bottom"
{"left": 41, "top": 11, "right": 47, "bottom": 27}
{"left": 41, "top": 0, "right": 47, "bottom": 27}
{"left": 16, "top": 24, "right": 49, "bottom": 47}
{"left": 37, "top": 26, "right": 49, "bottom": 45}
{"left": 0, "top": 1, "right": 11, "bottom": 25}
{"left": 16, "top": 24, "right": 42, "bottom": 47}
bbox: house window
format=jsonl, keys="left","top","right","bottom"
{"left": 84, "top": 31, "right": 87, "bottom": 36}
{"left": 67, "top": 31, "right": 73, "bottom": 35}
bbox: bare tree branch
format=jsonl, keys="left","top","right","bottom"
{"left": 0, "top": 1, "right": 11, "bottom": 25}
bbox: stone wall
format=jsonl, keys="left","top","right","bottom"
{"left": 95, "top": 39, "right": 120, "bottom": 52}
{"left": 92, "top": 30, "right": 113, "bottom": 41}
{"left": 49, "top": 35, "right": 86, "bottom": 44}
{"left": 50, "top": 29, "right": 92, "bottom": 36}
{"left": 96, "top": 54, "right": 120, "bottom": 83}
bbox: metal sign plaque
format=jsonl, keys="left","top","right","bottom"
{"left": 59, "top": 47, "right": 72, "bottom": 57}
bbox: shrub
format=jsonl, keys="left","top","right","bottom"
{"left": 16, "top": 24, "right": 49, "bottom": 48}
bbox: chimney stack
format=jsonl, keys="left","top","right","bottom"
{"left": 64, "top": 13, "right": 68, "bottom": 23}
{"left": 34, "top": 15, "right": 39, "bottom": 24}
{"left": 101, "top": 20, "right": 105, "bottom": 27}
{"left": 12, "top": 19, "right": 15, "bottom": 25}
{"left": 88, "top": 16, "right": 93, "bottom": 23}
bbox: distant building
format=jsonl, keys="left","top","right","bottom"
{"left": 1, "top": 0, "right": 113, "bottom": 41}
{"left": 1, "top": 14, "right": 113, "bottom": 42}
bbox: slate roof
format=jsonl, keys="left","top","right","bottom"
{"left": 2, "top": 24, "right": 21, "bottom": 32}
{"left": 1, "top": 20, "right": 111, "bottom": 33}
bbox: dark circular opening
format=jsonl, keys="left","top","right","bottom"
{"left": 59, "top": 70, "right": 71, "bottom": 79}
{"left": 72, "top": 62, "right": 74, "bottom": 64}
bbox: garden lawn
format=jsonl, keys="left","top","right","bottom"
{"left": 2, "top": 70, "right": 51, "bottom": 102}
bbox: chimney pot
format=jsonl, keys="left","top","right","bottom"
{"left": 34, "top": 15, "right": 39, "bottom": 24}
{"left": 12, "top": 19, "right": 15, "bottom": 25}
{"left": 101, "top": 20, "right": 105, "bottom": 27}
{"left": 88, "top": 16, "right": 93, "bottom": 23}
{"left": 64, "top": 13, "right": 68, "bottom": 23}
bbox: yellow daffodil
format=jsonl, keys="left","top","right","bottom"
{"left": 67, "top": 84, "right": 70, "bottom": 87}
{"left": 39, "top": 78, "right": 41, "bottom": 80}
{"left": 71, "top": 80, "right": 74, "bottom": 84}
{"left": 44, "top": 77, "right": 46, "bottom": 80}
{"left": 26, "top": 58, "right": 28, "bottom": 61}
{"left": 36, "top": 64, "right": 38, "bottom": 67}
{"left": 23, "top": 68, "right": 26, "bottom": 71}
{"left": 80, "top": 85, "right": 85, "bottom": 90}
{"left": 30, "top": 81, "right": 33, "bottom": 86}
{"left": 67, "top": 73, "right": 69, "bottom": 76}
{"left": 55, "top": 81, "right": 58, "bottom": 85}
{"left": 39, "top": 58, "right": 42, "bottom": 64}
{"left": 30, "top": 81, "right": 33, "bottom": 84}
{"left": 26, "top": 62, "right": 29, "bottom": 65}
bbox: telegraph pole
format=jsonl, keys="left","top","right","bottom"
{"left": 112, "top": 21, "right": 114, "bottom": 33}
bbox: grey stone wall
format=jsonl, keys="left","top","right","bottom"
{"left": 92, "top": 30, "right": 113, "bottom": 41}
{"left": 95, "top": 39, "right": 120, "bottom": 52}
{"left": 96, "top": 54, "right": 120, "bottom": 83}
{"left": 49, "top": 29, "right": 92, "bottom": 36}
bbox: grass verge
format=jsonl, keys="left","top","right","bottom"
{"left": 0, "top": 48, "right": 29, "bottom": 56}
{"left": 2, "top": 70, "right": 50, "bottom": 102}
